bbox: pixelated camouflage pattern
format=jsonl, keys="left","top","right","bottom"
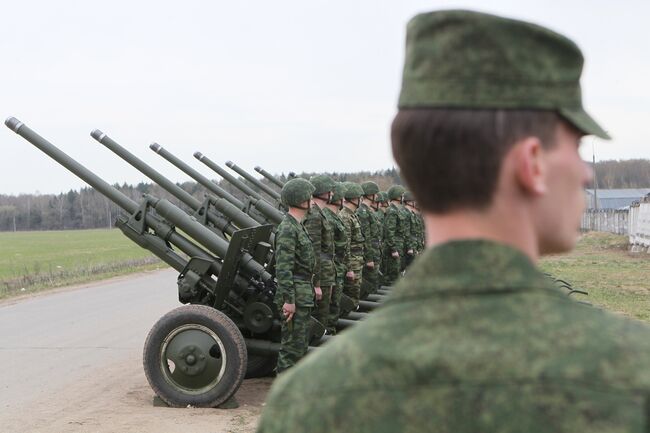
{"left": 322, "top": 206, "right": 348, "bottom": 333}
{"left": 276, "top": 306, "right": 312, "bottom": 373}
{"left": 356, "top": 202, "right": 380, "bottom": 263}
{"left": 382, "top": 202, "right": 402, "bottom": 285}
{"left": 273, "top": 214, "right": 315, "bottom": 307}
{"left": 338, "top": 206, "right": 364, "bottom": 305}
{"left": 259, "top": 240, "right": 650, "bottom": 431}
{"left": 303, "top": 204, "right": 336, "bottom": 288}
{"left": 397, "top": 11, "right": 609, "bottom": 139}
{"left": 356, "top": 202, "right": 381, "bottom": 295}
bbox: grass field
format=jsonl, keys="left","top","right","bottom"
{"left": 2, "top": 230, "right": 648, "bottom": 322}
{"left": 0, "top": 229, "right": 165, "bottom": 299}
{"left": 540, "top": 232, "right": 650, "bottom": 322}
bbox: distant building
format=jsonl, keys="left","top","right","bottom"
{"left": 585, "top": 188, "right": 650, "bottom": 210}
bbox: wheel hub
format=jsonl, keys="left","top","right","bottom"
{"left": 160, "top": 324, "right": 227, "bottom": 394}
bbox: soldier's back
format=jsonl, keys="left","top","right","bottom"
{"left": 258, "top": 240, "right": 650, "bottom": 433}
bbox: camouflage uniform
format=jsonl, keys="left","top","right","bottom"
{"left": 338, "top": 206, "right": 364, "bottom": 308}
{"left": 259, "top": 241, "right": 650, "bottom": 432}
{"left": 355, "top": 202, "right": 380, "bottom": 297}
{"left": 303, "top": 204, "right": 336, "bottom": 327}
{"left": 321, "top": 206, "right": 347, "bottom": 333}
{"left": 382, "top": 202, "right": 402, "bottom": 285}
{"left": 273, "top": 213, "right": 316, "bottom": 373}
{"left": 395, "top": 204, "right": 411, "bottom": 270}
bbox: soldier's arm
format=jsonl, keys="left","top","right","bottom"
{"left": 303, "top": 208, "right": 322, "bottom": 287}
{"left": 274, "top": 223, "right": 297, "bottom": 305}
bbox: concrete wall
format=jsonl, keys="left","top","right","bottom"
{"left": 629, "top": 198, "right": 650, "bottom": 251}
{"left": 581, "top": 209, "right": 629, "bottom": 235}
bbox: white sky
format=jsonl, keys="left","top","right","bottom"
{"left": 1, "top": 0, "right": 648, "bottom": 195}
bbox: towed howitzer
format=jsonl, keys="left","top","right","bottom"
{"left": 4, "top": 118, "right": 376, "bottom": 408}
{"left": 254, "top": 165, "right": 285, "bottom": 188}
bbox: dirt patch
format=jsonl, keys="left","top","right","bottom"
{"left": 3, "top": 356, "right": 272, "bottom": 433}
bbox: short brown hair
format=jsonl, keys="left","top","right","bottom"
{"left": 391, "top": 109, "right": 560, "bottom": 213}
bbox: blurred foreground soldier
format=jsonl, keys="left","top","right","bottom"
{"left": 338, "top": 182, "right": 364, "bottom": 309}
{"left": 357, "top": 181, "right": 381, "bottom": 296}
{"left": 274, "top": 178, "right": 316, "bottom": 373}
{"left": 382, "top": 185, "right": 405, "bottom": 285}
{"left": 306, "top": 175, "right": 337, "bottom": 328}
{"left": 256, "top": 10, "right": 650, "bottom": 433}
{"left": 321, "top": 182, "right": 348, "bottom": 333}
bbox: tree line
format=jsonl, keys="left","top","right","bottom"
{"left": 0, "top": 168, "right": 402, "bottom": 232}
{"left": 594, "top": 159, "right": 650, "bottom": 189}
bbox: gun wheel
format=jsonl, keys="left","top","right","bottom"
{"left": 143, "top": 305, "right": 247, "bottom": 407}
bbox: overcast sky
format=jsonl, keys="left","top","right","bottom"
{"left": 1, "top": 0, "right": 648, "bottom": 195}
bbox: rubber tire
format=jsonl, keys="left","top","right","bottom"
{"left": 143, "top": 305, "right": 247, "bottom": 407}
{"left": 245, "top": 353, "right": 277, "bottom": 378}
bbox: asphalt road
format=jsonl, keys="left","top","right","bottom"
{"left": 0, "top": 269, "right": 179, "bottom": 409}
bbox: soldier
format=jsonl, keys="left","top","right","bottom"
{"left": 398, "top": 190, "right": 415, "bottom": 269}
{"left": 373, "top": 191, "right": 387, "bottom": 285}
{"left": 321, "top": 181, "right": 348, "bottom": 334}
{"left": 306, "top": 175, "right": 337, "bottom": 329}
{"left": 357, "top": 181, "right": 381, "bottom": 296}
{"left": 403, "top": 191, "right": 424, "bottom": 258}
{"left": 338, "top": 182, "right": 364, "bottom": 309}
{"left": 273, "top": 178, "right": 316, "bottom": 373}
{"left": 405, "top": 193, "right": 425, "bottom": 254}
{"left": 258, "top": 10, "right": 649, "bottom": 432}
{"left": 382, "top": 185, "right": 404, "bottom": 285}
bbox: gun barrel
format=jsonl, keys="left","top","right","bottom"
{"left": 150, "top": 143, "right": 244, "bottom": 209}
{"left": 4, "top": 117, "right": 223, "bottom": 277}
{"left": 226, "top": 161, "right": 280, "bottom": 201}
{"left": 91, "top": 131, "right": 234, "bottom": 236}
{"left": 254, "top": 166, "right": 285, "bottom": 188}
{"left": 6, "top": 118, "right": 138, "bottom": 213}
{"left": 194, "top": 152, "right": 262, "bottom": 200}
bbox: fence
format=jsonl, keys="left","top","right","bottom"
{"left": 581, "top": 209, "right": 629, "bottom": 235}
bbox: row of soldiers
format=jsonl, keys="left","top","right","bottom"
{"left": 274, "top": 175, "right": 425, "bottom": 373}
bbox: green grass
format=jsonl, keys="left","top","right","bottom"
{"left": 541, "top": 232, "right": 650, "bottom": 322}
{"left": 0, "top": 229, "right": 165, "bottom": 299}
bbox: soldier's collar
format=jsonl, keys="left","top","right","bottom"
{"left": 388, "top": 240, "right": 560, "bottom": 301}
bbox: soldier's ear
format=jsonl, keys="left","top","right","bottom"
{"left": 512, "top": 136, "right": 547, "bottom": 197}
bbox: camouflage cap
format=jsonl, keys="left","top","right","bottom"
{"left": 375, "top": 191, "right": 388, "bottom": 203}
{"left": 398, "top": 10, "right": 609, "bottom": 139}
{"left": 343, "top": 182, "right": 364, "bottom": 200}
{"left": 330, "top": 182, "right": 346, "bottom": 203}
{"left": 361, "top": 181, "right": 380, "bottom": 196}
{"left": 281, "top": 178, "right": 315, "bottom": 207}
{"left": 387, "top": 185, "right": 406, "bottom": 201}
{"left": 309, "top": 175, "right": 337, "bottom": 196}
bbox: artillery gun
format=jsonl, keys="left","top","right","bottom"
{"left": 5, "top": 117, "right": 380, "bottom": 408}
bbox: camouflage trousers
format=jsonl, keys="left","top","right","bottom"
{"left": 343, "top": 269, "right": 362, "bottom": 308}
{"left": 313, "top": 285, "right": 332, "bottom": 330}
{"left": 360, "top": 264, "right": 379, "bottom": 298}
{"left": 276, "top": 306, "right": 312, "bottom": 373}
{"left": 382, "top": 250, "right": 401, "bottom": 286}
{"left": 327, "top": 284, "right": 341, "bottom": 334}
